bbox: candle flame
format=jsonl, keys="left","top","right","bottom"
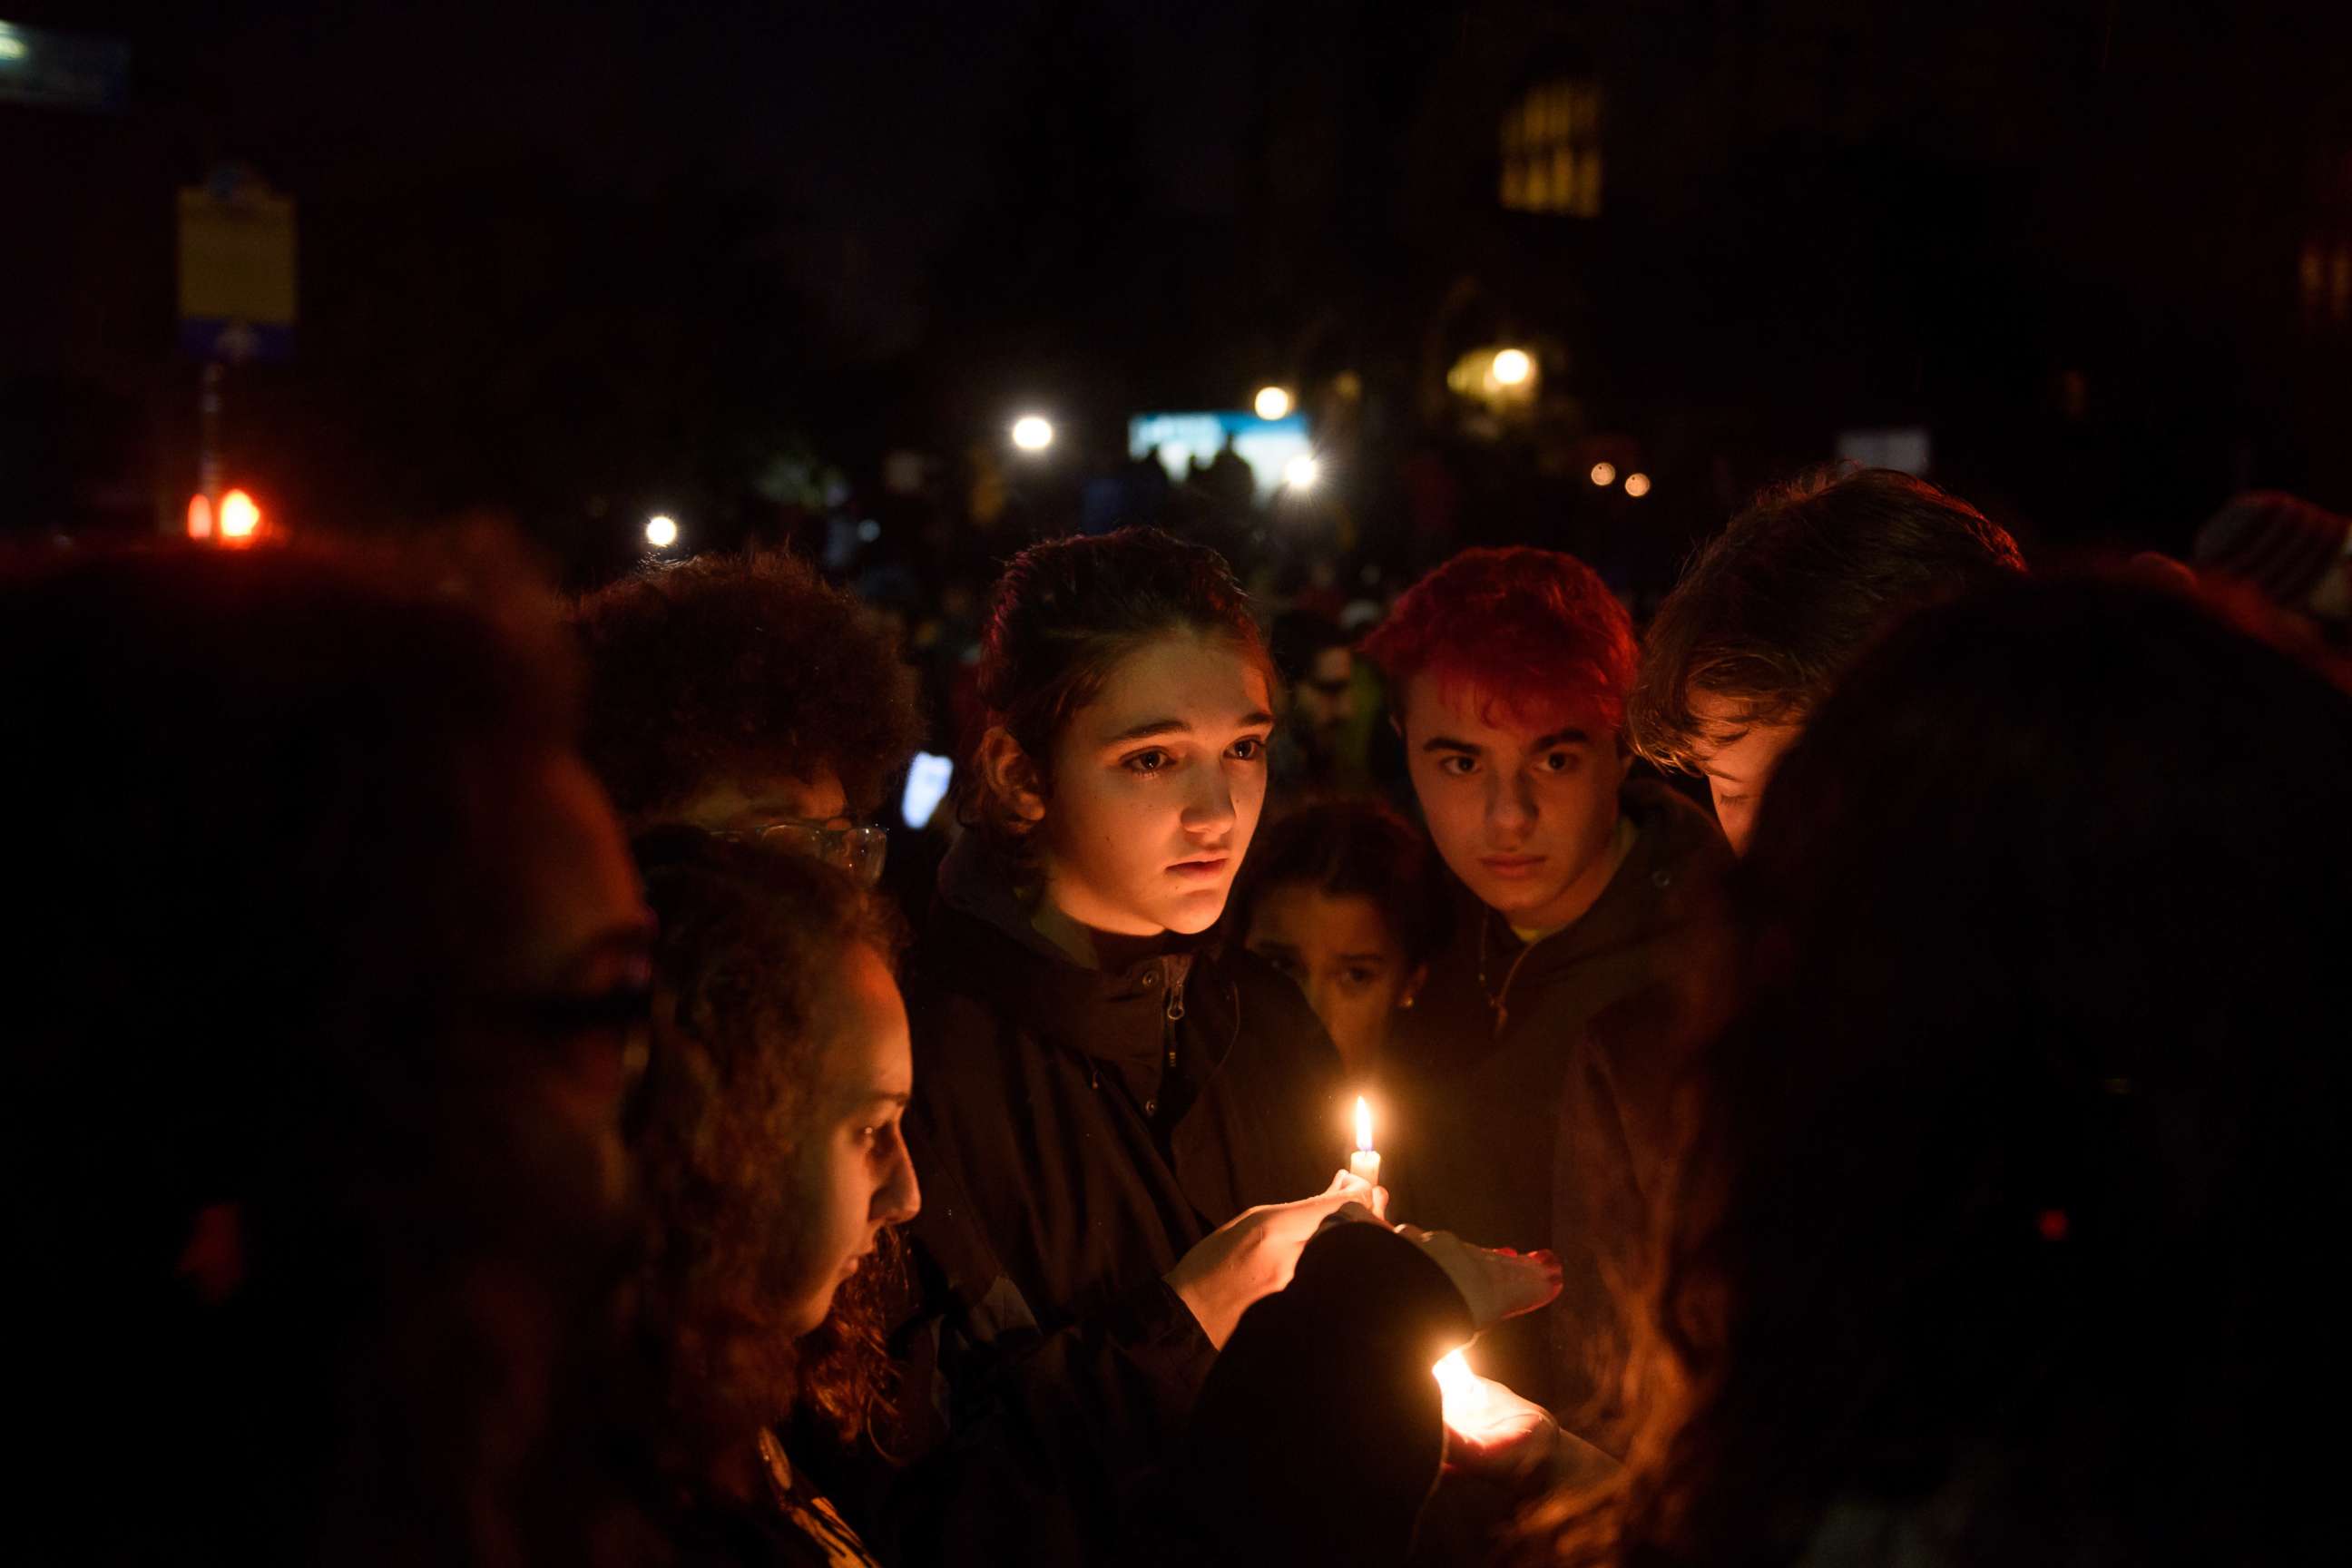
{"left": 1432, "top": 1346, "right": 1517, "bottom": 1443}
{"left": 1354, "top": 1094, "right": 1374, "bottom": 1153}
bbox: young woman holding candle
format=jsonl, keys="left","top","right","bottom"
{"left": 889, "top": 526, "right": 1369, "bottom": 1564}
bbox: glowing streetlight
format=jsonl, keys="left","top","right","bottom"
{"left": 1491, "top": 348, "right": 1534, "bottom": 387}
{"left": 645, "top": 514, "right": 680, "bottom": 548}
{"left": 1284, "top": 454, "right": 1320, "bottom": 491}
{"left": 1254, "top": 385, "right": 1294, "bottom": 421}
{"left": 1011, "top": 415, "right": 1055, "bottom": 453}
{"left": 220, "top": 488, "right": 261, "bottom": 542}
{"left": 1623, "top": 472, "right": 1652, "bottom": 498}
{"left": 1589, "top": 462, "right": 1617, "bottom": 487}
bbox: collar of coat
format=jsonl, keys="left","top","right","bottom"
{"left": 1470, "top": 776, "right": 1733, "bottom": 992}
{"left": 929, "top": 832, "right": 1239, "bottom": 1084}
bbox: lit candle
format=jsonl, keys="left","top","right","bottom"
{"left": 1348, "top": 1094, "right": 1381, "bottom": 1200}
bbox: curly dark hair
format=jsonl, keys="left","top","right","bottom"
{"left": 1627, "top": 466, "right": 2024, "bottom": 772}
{"left": 1524, "top": 577, "right": 2352, "bottom": 1568}
{"left": 627, "top": 829, "right": 909, "bottom": 1498}
{"left": 965, "top": 525, "right": 1273, "bottom": 855}
{"left": 574, "top": 551, "right": 923, "bottom": 820}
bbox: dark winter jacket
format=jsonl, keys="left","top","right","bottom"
{"left": 1547, "top": 920, "right": 1733, "bottom": 1452}
{"left": 1129, "top": 1220, "right": 1471, "bottom": 1567}
{"left": 883, "top": 833, "right": 1347, "bottom": 1565}
{"left": 1382, "top": 779, "right": 1731, "bottom": 1418}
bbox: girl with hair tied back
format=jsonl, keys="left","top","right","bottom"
{"left": 887, "top": 526, "right": 1368, "bottom": 1563}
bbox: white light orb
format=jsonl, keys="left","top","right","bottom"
{"left": 220, "top": 489, "right": 261, "bottom": 539}
{"left": 1011, "top": 415, "right": 1054, "bottom": 452}
{"left": 1254, "top": 385, "right": 1294, "bottom": 420}
{"left": 1491, "top": 348, "right": 1534, "bottom": 387}
{"left": 1284, "top": 455, "right": 1320, "bottom": 490}
{"left": 645, "top": 514, "right": 680, "bottom": 548}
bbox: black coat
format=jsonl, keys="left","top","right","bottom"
{"left": 1129, "top": 1221, "right": 1471, "bottom": 1567}
{"left": 1383, "top": 779, "right": 1731, "bottom": 1418}
{"left": 883, "top": 835, "right": 1347, "bottom": 1565}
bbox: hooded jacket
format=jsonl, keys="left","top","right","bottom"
{"left": 1382, "top": 778, "right": 1731, "bottom": 1418}
{"left": 883, "top": 832, "right": 1346, "bottom": 1565}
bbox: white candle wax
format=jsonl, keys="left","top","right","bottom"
{"left": 1348, "top": 1095, "right": 1380, "bottom": 1200}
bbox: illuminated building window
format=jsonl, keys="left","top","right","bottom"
{"left": 1500, "top": 78, "right": 1601, "bottom": 218}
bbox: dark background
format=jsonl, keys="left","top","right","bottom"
{"left": 6, "top": 0, "right": 2348, "bottom": 593}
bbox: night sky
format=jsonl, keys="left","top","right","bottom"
{"left": 6, "top": 1, "right": 2348, "bottom": 583}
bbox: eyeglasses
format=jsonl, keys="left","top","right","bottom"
{"left": 719, "top": 816, "right": 889, "bottom": 886}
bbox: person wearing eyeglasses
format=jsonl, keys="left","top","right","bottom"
{"left": 573, "top": 550, "right": 923, "bottom": 884}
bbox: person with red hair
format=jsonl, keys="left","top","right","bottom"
{"left": 1358, "top": 546, "right": 1732, "bottom": 1434}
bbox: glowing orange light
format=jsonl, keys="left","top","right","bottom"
{"left": 185, "top": 493, "right": 215, "bottom": 539}
{"left": 1431, "top": 1347, "right": 1531, "bottom": 1446}
{"left": 1589, "top": 462, "right": 1616, "bottom": 487}
{"left": 1354, "top": 1095, "right": 1374, "bottom": 1152}
{"left": 1622, "top": 472, "right": 1651, "bottom": 498}
{"left": 220, "top": 488, "right": 261, "bottom": 541}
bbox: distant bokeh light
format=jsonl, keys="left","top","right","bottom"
{"left": 1254, "top": 385, "right": 1294, "bottom": 420}
{"left": 1011, "top": 415, "right": 1054, "bottom": 452}
{"left": 219, "top": 489, "right": 261, "bottom": 541}
{"left": 645, "top": 514, "right": 680, "bottom": 548}
{"left": 1623, "top": 472, "right": 1652, "bottom": 498}
{"left": 1589, "top": 462, "right": 1616, "bottom": 487}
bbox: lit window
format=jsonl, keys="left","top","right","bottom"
{"left": 1500, "top": 77, "right": 1602, "bottom": 218}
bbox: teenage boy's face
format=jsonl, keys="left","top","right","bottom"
{"left": 1400, "top": 673, "right": 1627, "bottom": 933}
{"left": 1684, "top": 692, "right": 1803, "bottom": 855}
{"left": 1040, "top": 631, "right": 1276, "bottom": 936}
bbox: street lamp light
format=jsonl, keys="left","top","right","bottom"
{"left": 1011, "top": 415, "right": 1054, "bottom": 453}
{"left": 1284, "top": 454, "right": 1320, "bottom": 491}
{"left": 646, "top": 514, "right": 680, "bottom": 548}
{"left": 1254, "top": 385, "right": 1294, "bottom": 421}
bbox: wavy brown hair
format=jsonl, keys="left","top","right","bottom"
{"left": 1627, "top": 466, "right": 2024, "bottom": 774}
{"left": 1526, "top": 577, "right": 2352, "bottom": 1567}
{"left": 628, "top": 830, "right": 908, "bottom": 1497}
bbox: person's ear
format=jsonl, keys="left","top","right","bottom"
{"left": 1615, "top": 734, "right": 1635, "bottom": 782}
{"left": 977, "top": 726, "right": 1048, "bottom": 824}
